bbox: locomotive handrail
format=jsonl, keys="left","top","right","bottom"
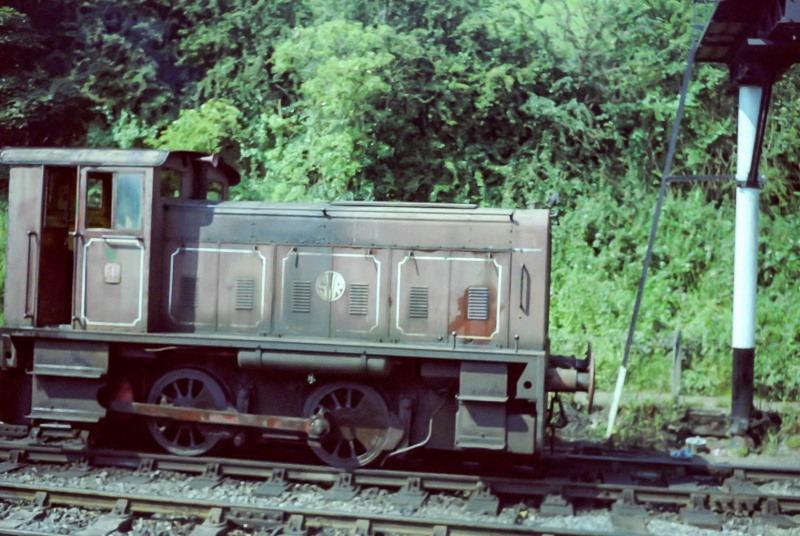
{"left": 71, "top": 231, "right": 84, "bottom": 330}
{"left": 99, "top": 235, "right": 144, "bottom": 243}
{"left": 23, "top": 230, "right": 38, "bottom": 321}
{"left": 330, "top": 200, "right": 479, "bottom": 209}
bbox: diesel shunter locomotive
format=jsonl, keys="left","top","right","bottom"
{"left": 0, "top": 148, "right": 593, "bottom": 468}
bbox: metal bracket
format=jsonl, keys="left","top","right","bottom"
{"left": 75, "top": 499, "right": 132, "bottom": 536}
{"left": 283, "top": 514, "right": 307, "bottom": 536}
{"left": 540, "top": 493, "right": 574, "bottom": 516}
{"left": 391, "top": 477, "right": 428, "bottom": 510}
{"left": 466, "top": 482, "right": 499, "bottom": 515}
{"left": 0, "top": 492, "right": 48, "bottom": 530}
{"left": 0, "top": 449, "right": 26, "bottom": 475}
{"left": 0, "top": 508, "right": 46, "bottom": 530}
{"left": 354, "top": 519, "right": 372, "bottom": 536}
{"left": 189, "top": 507, "right": 229, "bottom": 536}
{"left": 1, "top": 334, "right": 17, "bottom": 369}
{"left": 120, "top": 458, "right": 156, "bottom": 485}
{"left": 721, "top": 477, "right": 760, "bottom": 514}
{"left": 32, "top": 491, "right": 49, "bottom": 509}
{"left": 322, "top": 472, "right": 359, "bottom": 501}
{"left": 188, "top": 463, "right": 223, "bottom": 490}
{"left": 610, "top": 489, "right": 648, "bottom": 535}
{"left": 680, "top": 492, "right": 722, "bottom": 530}
{"left": 736, "top": 179, "right": 764, "bottom": 189}
{"left": 64, "top": 429, "right": 91, "bottom": 451}
{"left": 254, "top": 468, "right": 290, "bottom": 497}
{"left": 753, "top": 497, "right": 798, "bottom": 529}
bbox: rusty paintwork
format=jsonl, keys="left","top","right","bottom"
{"left": 159, "top": 203, "right": 548, "bottom": 352}
{"left": 108, "top": 400, "right": 325, "bottom": 437}
{"left": 0, "top": 147, "right": 592, "bottom": 466}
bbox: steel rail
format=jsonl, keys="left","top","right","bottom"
{"left": 2, "top": 440, "right": 800, "bottom": 515}
{"left": 5, "top": 439, "right": 800, "bottom": 486}
{"left": 1, "top": 448, "right": 799, "bottom": 521}
{"left": 0, "top": 530, "right": 56, "bottom": 536}
{"left": 549, "top": 451, "right": 800, "bottom": 481}
{"left": 0, "top": 481, "right": 617, "bottom": 536}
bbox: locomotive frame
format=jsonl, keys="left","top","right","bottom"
{"left": 0, "top": 147, "right": 592, "bottom": 468}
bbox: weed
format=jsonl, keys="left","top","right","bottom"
{"left": 611, "top": 399, "right": 688, "bottom": 450}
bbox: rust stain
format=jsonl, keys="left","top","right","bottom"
{"left": 448, "top": 288, "right": 497, "bottom": 344}
{"left": 109, "top": 400, "right": 313, "bottom": 434}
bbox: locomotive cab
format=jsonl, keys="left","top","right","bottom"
{"left": 0, "top": 148, "right": 238, "bottom": 427}
{"left": 0, "top": 148, "right": 238, "bottom": 332}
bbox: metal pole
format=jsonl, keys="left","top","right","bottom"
{"left": 605, "top": 44, "right": 697, "bottom": 439}
{"left": 729, "top": 85, "right": 762, "bottom": 437}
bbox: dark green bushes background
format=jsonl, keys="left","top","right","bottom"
{"left": 0, "top": 0, "right": 798, "bottom": 399}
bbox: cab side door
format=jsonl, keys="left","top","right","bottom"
{"left": 74, "top": 167, "right": 152, "bottom": 331}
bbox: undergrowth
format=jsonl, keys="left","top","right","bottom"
{"left": 549, "top": 185, "right": 800, "bottom": 401}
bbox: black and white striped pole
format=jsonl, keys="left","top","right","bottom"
{"left": 693, "top": 0, "right": 800, "bottom": 444}
{"left": 605, "top": 0, "right": 799, "bottom": 442}
{"left": 730, "top": 82, "right": 771, "bottom": 439}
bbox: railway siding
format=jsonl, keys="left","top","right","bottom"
{"left": 0, "top": 438, "right": 799, "bottom": 534}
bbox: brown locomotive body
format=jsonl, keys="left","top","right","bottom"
{"left": 0, "top": 148, "right": 591, "bottom": 468}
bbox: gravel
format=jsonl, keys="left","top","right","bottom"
{"left": 2, "top": 462, "right": 800, "bottom": 535}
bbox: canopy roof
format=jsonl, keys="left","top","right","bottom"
{"left": 0, "top": 147, "right": 240, "bottom": 185}
{"left": 697, "top": 0, "right": 800, "bottom": 83}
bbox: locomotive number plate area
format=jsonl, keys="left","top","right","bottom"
{"left": 103, "top": 263, "right": 122, "bottom": 284}
{"left": 276, "top": 247, "right": 383, "bottom": 338}
{"left": 315, "top": 271, "right": 346, "bottom": 301}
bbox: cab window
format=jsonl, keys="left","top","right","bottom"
{"left": 86, "top": 172, "right": 112, "bottom": 228}
{"left": 114, "top": 172, "right": 143, "bottom": 230}
{"left": 161, "top": 168, "right": 183, "bottom": 199}
{"left": 85, "top": 170, "right": 143, "bottom": 230}
{"left": 206, "top": 179, "right": 224, "bottom": 201}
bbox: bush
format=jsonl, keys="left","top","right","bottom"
{"left": 549, "top": 183, "right": 799, "bottom": 400}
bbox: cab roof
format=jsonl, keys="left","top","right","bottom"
{"left": 0, "top": 147, "right": 240, "bottom": 186}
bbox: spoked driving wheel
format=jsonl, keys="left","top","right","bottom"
{"left": 146, "top": 369, "right": 229, "bottom": 456}
{"left": 303, "top": 382, "right": 391, "bottom": 469}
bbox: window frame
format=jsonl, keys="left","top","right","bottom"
{"left": 80, "top": 167, "right": 147, "bottom": 233}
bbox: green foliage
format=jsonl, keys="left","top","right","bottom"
{"left": 550, "top": 181, "right": 800, "bottom": 399}
{"left": 0, "top": 1, "right": 189, "bottom": 147}
{"left": 753, "top": 211, "right": 800, "bottom": 398}
{"left": 246, "top": 20, "right": 398, "bottom": 201}
{"left": 149, "top": 100, "right": 242, "bottom": 153}
{"left": 610, "top": 399, "right": 682, "bottom": 450}
{"left": 0, "top": 3, "right": 93, "bottom": 145}
{"left": 1, "top": 0, "right": 799, "bottom": 401}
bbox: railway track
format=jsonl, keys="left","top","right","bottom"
{"left": 0, "top": 432, "right": 799, "bottom": 534}
{"left": 0, "top": 480, "right": 620, "bottom": 536}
